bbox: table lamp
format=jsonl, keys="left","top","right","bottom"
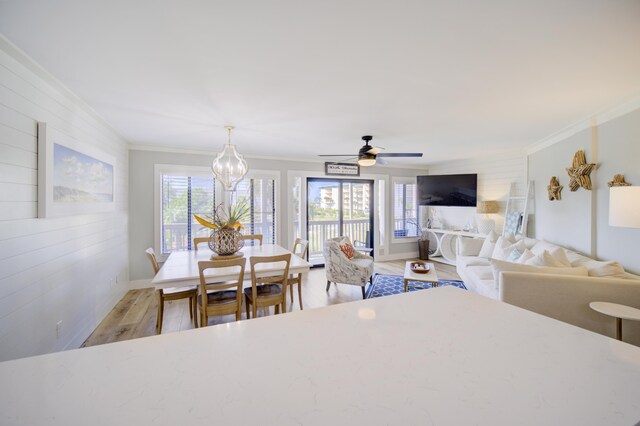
{"left": 609, "top": 186, "right": 640, "bottom": 228}
{"left": 477, "top": 200, "right": 499, "bottom": 235}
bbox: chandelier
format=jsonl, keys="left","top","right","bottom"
{"left": 211, "top": 125, "right": 248, "bottom": 191}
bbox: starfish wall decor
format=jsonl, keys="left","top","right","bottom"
{"left": 566, "top": 150, "right": 597, "bottom": 191}
{"left": 607, "top": 174, "right": 632, "bottom": 187}
{"left": 547, "top": 176, "right": 563, "bottom": 201}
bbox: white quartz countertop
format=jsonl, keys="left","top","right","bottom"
{"left": 1, "top": 287, "right": 640, "bottom": 425}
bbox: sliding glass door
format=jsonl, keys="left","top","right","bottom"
{"left": 307, "top": 178, "right": 374, "bottom": 266}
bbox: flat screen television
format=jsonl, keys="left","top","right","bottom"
{"left": 417, "top": 174, "right": 477, "bottom": 207}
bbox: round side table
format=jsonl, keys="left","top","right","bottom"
{"left": 589, "top": 302, "right": 640, "bottom": 341}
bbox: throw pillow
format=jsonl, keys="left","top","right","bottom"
{"left": 516, "top": 249, "right": 536, "bottom": 264}
{"left": 548, "top": 247, "right": 571, "bottom": 267}
{"left": 524, "top": 250, "right": 565, "bottom": 268}
{"left": 339, "top": 242, "right": 355, "bottom": 259}
{"left": 490, "top": 259, "right": 589, "bottom": 283}
{"left": 491, "top": 237, "right": 526, "bottom": 261}
{"left": 505, "top": 248, "right": 522, "bottom": 263}
{"left": 478, "top": 238, "right": 497, "bottom": 259}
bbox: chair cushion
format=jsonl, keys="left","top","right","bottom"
{"left": 244, "top": 284, "right": 282, "bottom": 299}
{"left": 198, "top": 290, "right": 238, "bottom": 306}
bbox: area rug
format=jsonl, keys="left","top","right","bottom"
{"left": 366, "top": 273, "right": 466, "bottom": 299}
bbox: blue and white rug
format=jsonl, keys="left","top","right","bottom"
{"left": 366, "top": 273, "right": 466, "bottom": 299}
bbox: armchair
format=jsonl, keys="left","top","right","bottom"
{"left": 323, "top": 236, "right": 374, "bottom": 298}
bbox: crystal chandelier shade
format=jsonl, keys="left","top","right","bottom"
{"left": 211, "top": 126, "right": 248, "bottom": 191}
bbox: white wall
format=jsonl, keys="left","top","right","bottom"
{"left": 424, "top": 150, "right": 528, "bottom": 233}
{"left": 528, "top": 104, "right": 640, "bottom": 274}
{"left": 128, "top": 148, "right": 425, "bottom": 281}
{"left": 0, "top": 37, "right": 129, "bottom": 361}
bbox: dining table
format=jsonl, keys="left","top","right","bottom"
{"left": 151, "top": 243, "right": 312, "bottom": 289}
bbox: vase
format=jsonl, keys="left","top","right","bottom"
{"left": 208, "top": 228, "right": 244, "bottom": 256}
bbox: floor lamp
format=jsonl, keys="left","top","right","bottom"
{"left": 609, "top": 187, "right": 640, "bottom": 229}
{"left": 477, "top": 201, "right": 499, "bottom": 235}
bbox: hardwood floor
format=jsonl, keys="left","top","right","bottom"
{"left": 82, "top": 259, "right": 460, "bottom": 348}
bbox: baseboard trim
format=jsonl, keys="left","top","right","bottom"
{"left": 377, "top": 251, "right": 419, "bottom": 261}
{"left": 128, "top": 279, "right": 154, "bottom": 290}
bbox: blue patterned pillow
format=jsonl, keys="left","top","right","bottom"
{"left": 506, "top": 248, "right": 522, "bottom": 263}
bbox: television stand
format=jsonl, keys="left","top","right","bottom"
{"left": 421, "top": 229, "right": 487, "bottom": 265}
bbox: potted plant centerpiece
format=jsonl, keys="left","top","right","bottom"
{"left": 193, "top": 201, "right": 250, "bottom": 258}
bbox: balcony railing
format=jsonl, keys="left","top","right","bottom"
{"left": 307, "top": 219, "right": 371, "bottom": 256}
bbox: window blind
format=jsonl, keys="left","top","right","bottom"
{"left": 233, "top": 178, "right": 276, "bottom": 246}
{"left": 161, "top": 175, "right": 215, "bottom": 254}
{"left": 393, "top": 183, "right": 418, "bottom": 237}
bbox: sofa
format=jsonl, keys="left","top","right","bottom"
{"left": 456, "top": 233, "right": 640, "bottom": 345}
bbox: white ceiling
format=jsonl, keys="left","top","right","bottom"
{"left": 1, "top": 0, "right": 639, "bottom": 165}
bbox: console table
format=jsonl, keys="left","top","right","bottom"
{"left": 422, "top": 228, "right": 487, "bottom": 265}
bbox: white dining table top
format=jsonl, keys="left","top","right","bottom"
{"left": 1, "top": 287, "right": 640, "bottom": 425}
{"left": 151, "top": 244, "right": 312, "bottom": 288}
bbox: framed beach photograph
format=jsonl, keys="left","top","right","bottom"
{"left": 37, "top": 122, "right": 116, "bottom": 217}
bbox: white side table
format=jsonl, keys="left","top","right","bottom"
{"left": 589, "top": 302, "right": 640, "bottom": 341}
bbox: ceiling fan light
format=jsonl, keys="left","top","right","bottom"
{"left": 358, "top": 157, "right": 376, "bottom": 167}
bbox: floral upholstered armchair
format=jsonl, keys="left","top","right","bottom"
{"left": 323, "top": 236, "right": 374, "bottom": 299}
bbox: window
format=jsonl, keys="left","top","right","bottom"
{"left": 161, "top": 174, "right": 216, "bottom": 254}
{"left": 231, "top": 177, "right": 277, "bottom": 246}
{"left": 393, "top": 179, "right": 418, "bottom": 239}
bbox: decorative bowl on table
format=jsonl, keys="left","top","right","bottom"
{"left": 410, "top": 261, "right": 430, "bottom": 274}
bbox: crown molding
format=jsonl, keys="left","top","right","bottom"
{"left": 128, "top": 144, "right": 431, "bottom": 170}
{"left": 526, "top": 94, "right": 640, "bottom": 155}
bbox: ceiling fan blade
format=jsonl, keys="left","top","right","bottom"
{"left": 366, "top": 146, "right": 385, "bottom": 155}
{"left": 318, "top": 154, "right": 355, "bottom": 157}
{"left": 375, "top": 157, "right": 388, "bottom": 165}
{"left": 376, "top": 153, "right": 423, "bottom": 158}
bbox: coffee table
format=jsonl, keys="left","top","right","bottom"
{"left": 403, "top": 261, "right": 439, "bottom": 292}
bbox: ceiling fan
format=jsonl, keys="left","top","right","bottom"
{"left": 319, "top": 135, "right": 423, "bottom": 166}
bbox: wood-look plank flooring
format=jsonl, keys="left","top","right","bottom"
{"left": 82, "top": 260, "right": 460, "bottom": 348}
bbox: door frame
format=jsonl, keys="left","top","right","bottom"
{"left": 306, "top": 177, "right": 375, "bottom": 266}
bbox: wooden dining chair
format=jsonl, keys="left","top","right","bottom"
{"left": 288, "top": 238, "right": 309, "bottom": 310}
{"left": 241, "top": 234, "right": 263, "bottom": 246}
{"left": 196, "top": 258, "right": 245, "bottom": 326}
{"left": 193, "top": 237, "right": 209, "bottom": 250}
{"left": 146, "top": 248, "right": 198, "bottom": 334}
{"left": 244, "top": 254, "right": 291, "bottom": 319}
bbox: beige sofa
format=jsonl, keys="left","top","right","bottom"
{"left": 456, "top": 236, "right": 640, "bottom": 344}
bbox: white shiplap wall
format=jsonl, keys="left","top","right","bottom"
{"left": 0, "top": 37, "right": 129, "bottom": 361}
{"left": 425, "top": 150, "right": 528, "bottom": 232}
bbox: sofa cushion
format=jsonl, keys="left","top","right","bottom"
{"left": 490, "top": 259, "right": 589, "bottom": 283}
{"left": 457, "top": 255, "right": 491, "bottom": 269}
{"left": 467, "top": 265, "right": 494, "bottom": 281}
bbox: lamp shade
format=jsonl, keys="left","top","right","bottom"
{"left": 609, "top": 186, "right": 640, "bottom": 228}
{"left": 477, "top": 200, "right": 499, "bottom": 214}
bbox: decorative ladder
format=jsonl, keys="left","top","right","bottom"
{"left": 503, "top": 181, "right": 534, "bottom": 237}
